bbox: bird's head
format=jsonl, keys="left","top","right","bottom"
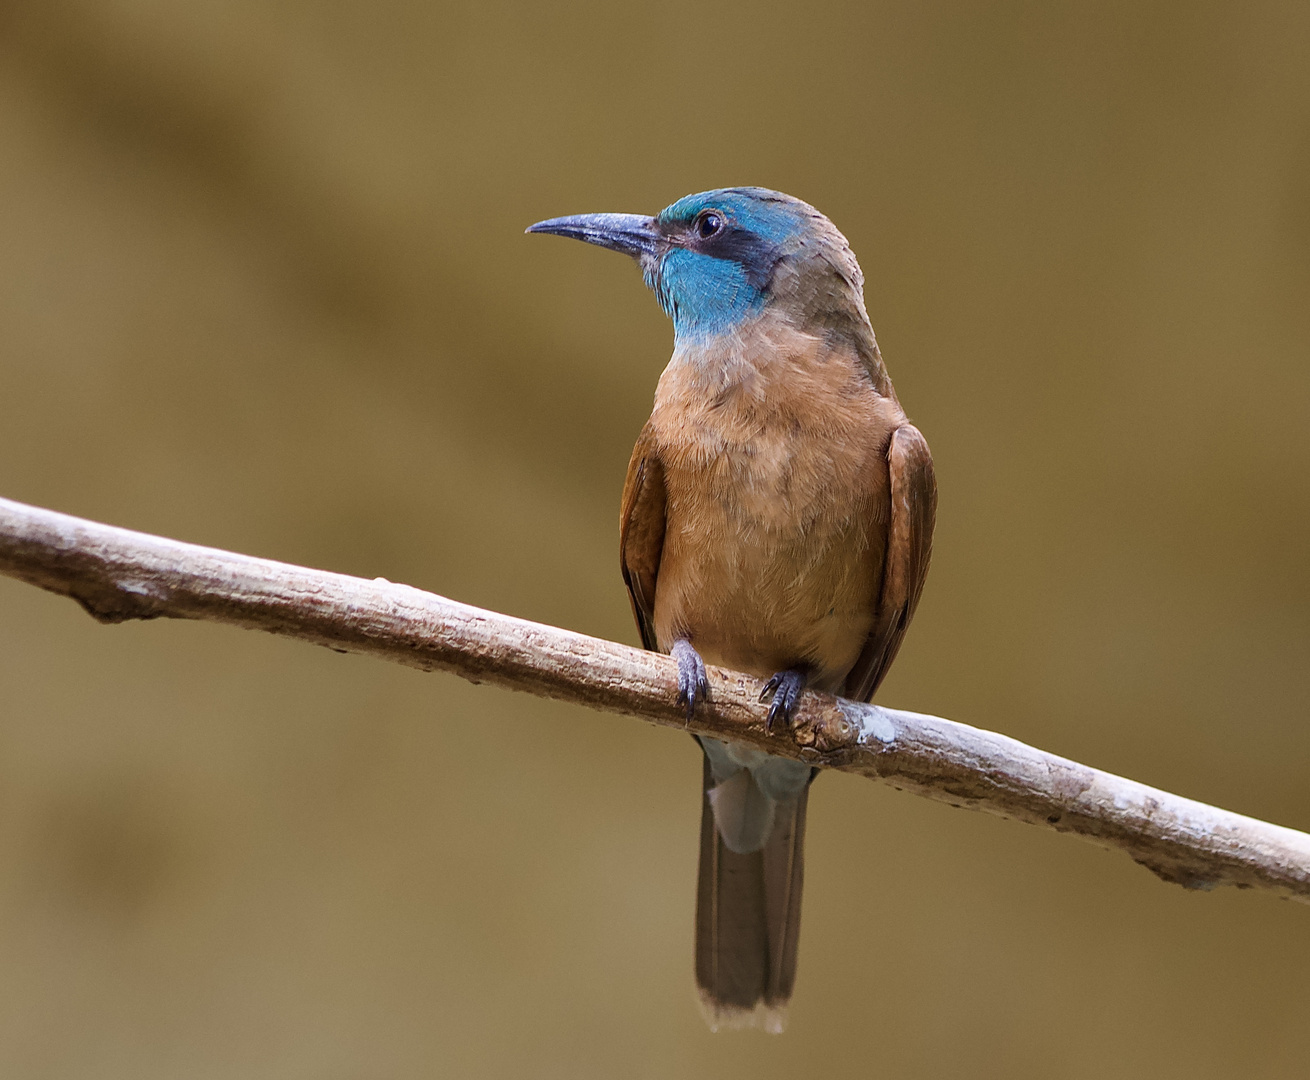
{"left": 528, "top": 187, "right": 867, "bottom": 346}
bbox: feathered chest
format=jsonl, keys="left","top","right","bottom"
{"left": 648, "top": 332, "right": 900, "bottom": 538}
{"left": 640, "top": 325, "right": 904, "bottom": 680}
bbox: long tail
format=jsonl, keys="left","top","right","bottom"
{"left": 694, "top": 754, "right": 811, "bottom": 1033}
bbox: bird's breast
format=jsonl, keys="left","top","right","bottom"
{"left": 647, "top": 322, "right": 903, "bottom": 689}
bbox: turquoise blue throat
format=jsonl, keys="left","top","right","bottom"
{"left": 648, "top": 249, "right": 766, "bottom": 343}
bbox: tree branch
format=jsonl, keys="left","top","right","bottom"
{"left": 2, "top": 494, "right": 1308, "bottom": 902}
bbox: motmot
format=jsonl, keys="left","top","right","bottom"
{"left": 528, "top": 188, "right": 936, "bottom": 1031}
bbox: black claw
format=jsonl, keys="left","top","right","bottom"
{"left": 760, "top": 668, "right": 808, "bottom": 733}
{"left": 672, "top": 640, "right": 709, "bottom": 723}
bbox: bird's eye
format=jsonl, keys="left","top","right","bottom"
{"left": 696, "top": 211, "right": 724, "bottom": 239}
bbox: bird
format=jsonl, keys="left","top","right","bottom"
{"left": 527, "top": 188, "right": 935, "bottom": 1032}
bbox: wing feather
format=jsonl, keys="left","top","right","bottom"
{"left": 843, "top": 423, "right": 936, "bottom": 702}
{"left": 619, "top": 421, "right": 666, "bottom": 653}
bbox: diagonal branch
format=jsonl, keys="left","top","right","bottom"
{"left": 2, "top": 493, "right": 1308, "bottom": 903}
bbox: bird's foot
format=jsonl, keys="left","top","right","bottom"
{"left": 760, "top": 668, "right": 808, "bottom": 733}
{"left": 671, "top": 639, "right": 709, "bottom": 723}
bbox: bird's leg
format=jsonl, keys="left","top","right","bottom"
{"left": 760, "top": 667, "right": 809, "bottom": 732}
{"left": 671, "top": 639, "right": 709, "bottom": 723}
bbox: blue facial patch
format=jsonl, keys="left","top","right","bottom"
{"left": 649, "top": 188, "right": 812, "bottom": 342}
{"left": 657, "top": 188, "right": 809, "bottom": 249}
{"left": 647, "top": 248, "right": 766, "bottom": 341}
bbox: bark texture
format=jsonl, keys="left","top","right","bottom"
{"left": 2, "top": 495, "right": 1308, "bottom": 903}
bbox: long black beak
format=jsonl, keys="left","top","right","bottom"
{"left": 525, "top": 213, "right": 661, "bottom": 259}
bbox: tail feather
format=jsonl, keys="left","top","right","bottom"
{"left": 694, "top": 754, "right": 811, "bottom": 1032}
{"left": 707, "top": 764, "right": 777, "bottom": 854}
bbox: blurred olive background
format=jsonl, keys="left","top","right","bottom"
{"left": 0, "top": 1, "right": 1308, "bottom": 1076}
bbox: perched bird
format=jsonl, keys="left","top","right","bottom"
{"left": 528, "top": 188, "right": 935, "bottom": 1032}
